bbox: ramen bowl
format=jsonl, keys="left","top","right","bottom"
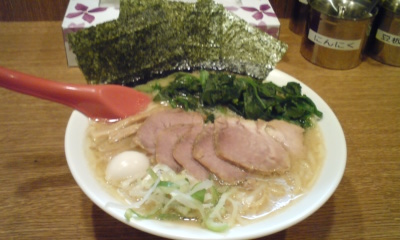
{"left": 65, "top": 69, "right": 346, "bottom": 239}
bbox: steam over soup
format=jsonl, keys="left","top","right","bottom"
{"left": 85, "top": 72, "right": 325, "bottom": 231}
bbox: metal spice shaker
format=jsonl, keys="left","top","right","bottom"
{"left": 368, "top": 0, "right": 400, "bottom": 67}
{"left": 300, "top": 0, "right": 379, "bottom": 69}
{"left": 289, "top": 0, "right": 310, "bottom": 35}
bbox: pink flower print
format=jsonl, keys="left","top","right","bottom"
{"left": 241, "top": 4, "right": 276, "bottom": 20}
{"left": 64, "top": 23, "right": 86, "bottom": 50}
{"left": 224, "top": 6, "right": 239, "bottom": 11}
{"left": 64, "top": 22, "right": 85, "bottom": 36}
{"left": 255, "top": 21, "right": 279, "bottom": 37}
{"left": 68, "top": 22, "right": 85, "bottom": 31}
{"left": 66, "top": 3, "right": 107, "bottom": 24}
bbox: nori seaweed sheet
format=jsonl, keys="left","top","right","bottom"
{"left": 68, "top": 0, "right": 288, "bottom": 86}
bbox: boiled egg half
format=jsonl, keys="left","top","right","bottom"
{"left": 105, "top": 151, "right": 149, "bottom": 185}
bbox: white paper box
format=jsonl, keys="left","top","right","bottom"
{"left": 62, "top": 0, "right": 120, "bottom": 66}
{"left": 216, "top": 0, "right": 280, "bottom": 38}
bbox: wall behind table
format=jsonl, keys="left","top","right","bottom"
{"left": 0, "top": 0, "right": 293, "bottom": 21}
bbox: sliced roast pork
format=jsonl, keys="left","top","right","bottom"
{"left": 136, "top": 109, "right": 204, "bottom": 154}
{"left": 214, "top": 117, "right": 289, "bottom": 174}
{"left": 265, "top": 120, "right": 305, "bottom": 156}
{"left": 193, "top": 124, "right": 247, "bottom": 184}
{"left": 155, "top": 124, "right": 192, "bottom": 172}
{"left": 173, "top": 124, "right": 210, "bottom": 181}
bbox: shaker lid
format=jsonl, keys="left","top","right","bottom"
{"left": 309, "top": 0, "right": 379, "bottom": 19}
{"left": 380, "top": 0, "right": 400, "bottom": 14}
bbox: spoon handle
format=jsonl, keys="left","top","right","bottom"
{"left": 0, "top": 66, "right": 96, "bottom": 110}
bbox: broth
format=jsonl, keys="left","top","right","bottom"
{"left": 85, "top": 104, "right": 325, "bottom": 228}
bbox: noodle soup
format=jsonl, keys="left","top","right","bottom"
{"left": 85, "top": 103, "right": 325, "bottom": 230}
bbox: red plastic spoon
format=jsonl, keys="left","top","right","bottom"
{"left": 0, "top": 66, "right": 152, "bottom": 120}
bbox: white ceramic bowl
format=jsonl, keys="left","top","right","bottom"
{"left": 65, "top": 69, "right": 347, "bottom": 239}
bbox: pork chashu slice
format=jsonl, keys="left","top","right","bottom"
{"left": 155, "top": 124, "right": 192, "bottom": 172}
{"left": 173, "top": 124, "right": 210, "bottom": 181}
{"left": 265, "top": 119, "right": 305, "bottom": 157}
{"left": 136, "top": 109, "right": 205, "bottom": 154}
{"left": 214, "top": 117, "right": 290, "bottom": 174}
{"left": 193, "top": 124, "right": 247, "bottom": 184}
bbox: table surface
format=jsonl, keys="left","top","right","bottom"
{"left": 0, "top": 20, "right": 399, "bottom": 240}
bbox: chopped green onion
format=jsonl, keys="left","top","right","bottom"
{"left": 191, "top": 189, "right": 206, "bottom": 203}
{"left": 124, "top": 165, "right": 238, "bottom": 232}
{"left": 189, "top": 179, "right": 213, "bottom": 194}
{"left": 210, "top": 186, "right": 221, "bottom": 206}
{"left": 147, "top": 168, "right": 158, "bottom": 181}
{"left": 125, "top": 209, "right": 147, "bottom": 220}
{"left": 158, "top": 181, "right": 179, "bottom": 188}
{"left": 204, "top": 219, "right": 230, "bottom": 232}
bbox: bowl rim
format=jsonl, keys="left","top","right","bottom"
{"left": 64, "top": 69, "right": 347, "bottom": 240}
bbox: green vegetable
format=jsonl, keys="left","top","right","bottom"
{"left": 125, "top": 208, "right": 148, "bottom": 219}
{"left": 157, "top": 181, "right": 179, "bottom": 188}
{"left": 124, "top": 168, "right": 235, "bottom": 232}
{"left": 204, "top": 219, "right": 230, "bottom": 232}
{"left": 210, "top": 186, "right": 221, "bottom": 206}
{"left": 191, "top": 189, "right": 207, "bottom": 203}
{"left": 68, "top": 0, "right": 287, "bottom": 86}
{"left": 147, "top": 168, "right": 158, "bottom": 181}
{"left": 152, "top": 71, "right": 323, "bottom": 128}
{"left": 157, "top": 213, "right": 186, "bottom": 221}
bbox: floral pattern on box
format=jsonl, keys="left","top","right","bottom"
{"left": 62, "top": 0, "right": 120, "bottom": 66}
{"left": 66, "top": 3, "right": 108, "bottom": 24}
{"left": 220, "top": 0, "right": 280, "bottom": 38}
{"left": 62, "top": 0, "right": 119, "bottom": 29}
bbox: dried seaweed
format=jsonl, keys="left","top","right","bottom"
{"left": 68, "top": 0, "right": 288, "bottom": 86}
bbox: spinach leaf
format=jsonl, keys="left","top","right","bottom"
{"left": 201, "top": 73, "right": 243, "bottom": 106}
{"left": 152, "top": 71, "right": 322, "bottom": 128}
